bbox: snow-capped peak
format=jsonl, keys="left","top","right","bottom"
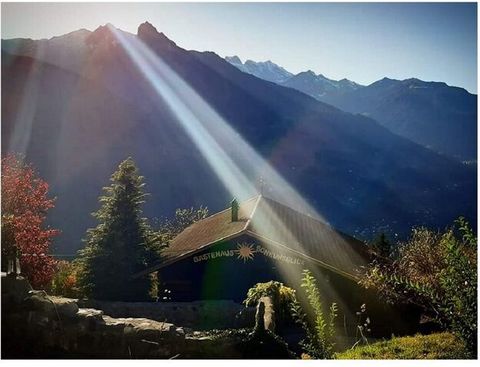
{"left": 225, "top": 56, "right": 293, "bottom": 83}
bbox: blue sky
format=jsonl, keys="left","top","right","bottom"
{"left": 1, "top": 2, "right": 477, "bottom": 93}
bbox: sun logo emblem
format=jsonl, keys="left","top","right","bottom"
{"left": 236, "top": 243, "right": 256, "bottom": 262}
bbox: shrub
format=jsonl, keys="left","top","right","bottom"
{"left": 361, "top": 218, "right": 477, "bottom": 356}
{"left": 244, "top": 280, "right": 297, "bottom": 324}
{"left": 291, "top": 269, "right": 337, "bottom": 359}
{"left": 351, "top": 303, "right": 371, "bottom": 348}
{"left": 50, "top": 260, "right": 82, "bottom": 298}
{"left": 336, "top": 332, "right": 468, "bottom": 359}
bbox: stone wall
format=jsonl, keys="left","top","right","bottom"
{"left": 1, "top": 276, "right": 291, "bottom": 359}
{"left": 78, "top": 298, "right": 255, "bottom": 330}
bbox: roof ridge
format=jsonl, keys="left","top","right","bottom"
{"left": 244, "top": 194, "right": 262, "bottom": 231}
{"left": 259, "top": 196, "right": 360, "bottom": 242}
{"left": 185, "top": 194, "right": 260, "bottom": 228}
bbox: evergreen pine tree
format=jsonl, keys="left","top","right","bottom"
{"left": 77, "top": 158, "right": 161, "bottom": 301}
{"left": 372, "top": 232, "right": 392, "bottom": 259}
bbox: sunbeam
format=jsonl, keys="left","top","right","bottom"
{"left": 110, "top": 25, "right": 367, "bottom": 327}
{"left": 112, "top": 27, "right": 258, "bottom": 201}
{"left": 6, "top": 44, "right": 47, "bottom": 156}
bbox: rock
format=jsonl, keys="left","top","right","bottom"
{"left": 71, "top": 299, "right": 247, "bottom": 329}
{"left": 25, "top": 291, "right": 56, "bottom": 315}
{"left": 1, "top": 276, "right": 32, "bottom": 304}
{"left": 75, "top": 308, "right": 104, "bottom": 333}
{"left": 77, "top": 308, "right": 104, "bottom": 319}
{"left": 48, "top": 296, "right": 79, "bottom": 318}
{"left": 23, "top": 293, "right": 80, "bottom": 319}
{"left": 75, "top": 298, "right": 90, "bottom": 308}
{"left": 260, "top": 296, "right": 276, "bottom": 333}
{"left": 3, "top": 286, "right": 191, "bottom": 358}
{"left": 101, "top": 315, "right": 180, "bottom": 342}
{"left": 254, "top": 300, "right": 266, "bottom": 333}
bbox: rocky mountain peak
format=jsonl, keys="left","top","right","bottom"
{"left": 86, "top": 24, "right": 118, "bottom": 48}
{"left": 137, "top": 21, "right": 160, "bottom": 38}
{"left": 137, "top": 21, "right": 177, "bottom": 49}
{"left": 225, "top": 55, "right": 242, "bottom": 65}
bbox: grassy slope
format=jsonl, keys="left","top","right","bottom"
{"left": 336, "top": 332, "right": 468, "bottom": 360}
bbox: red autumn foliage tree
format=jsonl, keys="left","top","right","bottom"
{"left": 1, "top": 155, "right": 59, "bottom": 288}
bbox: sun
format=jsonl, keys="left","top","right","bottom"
{"left": 236, "top": 243, "right": 255, "bottom": 262}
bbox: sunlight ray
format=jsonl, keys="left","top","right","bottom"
{"left": 110, "top": 26, "right": 365, "bottom": 321}
{"left": 7, "top": 44, "right": 46, "bottom": 156}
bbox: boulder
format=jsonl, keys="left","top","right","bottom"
{"left": 260, "top": 296, "right": 276, "bottom": 333}
{"left": 102, "top": 316, "right": 179, "bottom": 342}
{"left": 49, "top": 296, "right": 80, "bottom": 318}
{"left": 1, "top": 275, "right": 32, "bottom": 304}
{"left": 24, "top": 291, "right": 56, "bottom": 315}
{"left": 24, "top": 292, "right": 79, "bottom": 319}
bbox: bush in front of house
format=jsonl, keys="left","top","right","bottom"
{"left": 361, "top": 218, "right": 477, "bottom": 357}
{"left": 244, "top": 280, "right": 297, "bottom": 325}
{"left": 335, "top": 332, "right": 468, "bottom": 359}
{"left": 291, "top": 269, "right": 338, "bottom": 359}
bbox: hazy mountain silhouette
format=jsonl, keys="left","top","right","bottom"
{"left": 2, "top": 22, "right": 476, "bottom": 254}
{"left": 326, "top": 77, "right": 477, "bottom": 161}
{"left": 226, "top": 57, "right": 477, "bottom": 161}
{"left": 281, "top": 70, "right": 362, "bottom": 100}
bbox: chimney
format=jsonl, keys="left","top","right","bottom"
{"left": 231, "top": 198, "right": 239, "bottom": 222}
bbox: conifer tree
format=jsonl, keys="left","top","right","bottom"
{"left": 371, "top": 232, "right": 392, "bottom": 259}
{"left": 77, "top": 158, "right": 161, "bottom": 301}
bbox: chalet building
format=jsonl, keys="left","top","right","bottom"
{"left": 137, "top": 195, "right": 418, "bottom": 336}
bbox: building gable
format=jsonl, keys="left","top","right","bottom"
{"left": 136, "top": 195, "right": 370, "bottom": 279}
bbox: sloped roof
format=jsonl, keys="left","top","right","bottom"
{"left": 137, "top": 195, "right": 369, "bottom": 279}
{"left": 246, "top": 196, "right": 369, "bottom": 278}
{"left": 159, "top": 196, "right": 259, "bottom": 263}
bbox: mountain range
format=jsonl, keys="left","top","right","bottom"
{"left": 225, "top": 56, "right": 294, "bottom": 84}
{"left": 226, "top": 57, "right": 477, "bottom": 161}
{"left": 2, "top": 22, "right": 476, "bottom": 254}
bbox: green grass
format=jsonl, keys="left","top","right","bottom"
{"left": 335, "top": 332, "right": 469, "bottom": 359}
